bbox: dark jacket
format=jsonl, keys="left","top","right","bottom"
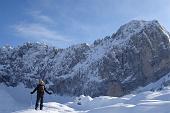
{"left": 31, "top": 84, "right": 51, "bottom": 96}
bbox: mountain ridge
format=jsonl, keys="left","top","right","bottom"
{"left": 1, "top": 20, "right": 170, "bottom": 97}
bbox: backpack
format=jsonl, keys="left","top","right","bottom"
{"left": 38, "top": 85, "right": 45, "bottom": 94}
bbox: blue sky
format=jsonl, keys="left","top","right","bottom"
{"left": 0, "top": 0, "right": 170, "bottom": 48}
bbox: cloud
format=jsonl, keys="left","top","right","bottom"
{"left": 13, "top": 23, "right": 70, "bottom": 43}
{"left": 12, "top": 9, "right": 73, "bottom": 47}
{"left": 29, "top": 10, "right": 55, "bottom": 24}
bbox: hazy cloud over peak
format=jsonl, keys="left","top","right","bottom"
{"left": 0, "top": 0, "right": 170, "bottom": 47}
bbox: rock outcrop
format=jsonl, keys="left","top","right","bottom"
{"left": 0, "top": 20, "right": 170, "bottom": 97}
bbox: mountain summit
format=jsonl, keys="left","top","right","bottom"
{"left": 0, "top": 20, "right": 170, "bottom": 97}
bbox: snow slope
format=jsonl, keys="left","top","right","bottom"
{"left": 136, "top": 72, "right": 170, "bottom": 92}
{"left": 0, "top": 84, "right": 74, "bottom": 113}
{"left": 14, "top": 103, "right": 78, "bottom": 113}
{"left": 1, "top": 84, "right": 170, "bottom": 113}
{"left": 14, "top": 89, "right": 170, "bottom": 113}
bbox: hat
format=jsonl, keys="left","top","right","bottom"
{"left": 39, "top": 79, "right": 44, "bottom": 85}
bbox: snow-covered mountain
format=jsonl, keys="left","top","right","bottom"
{"left": 1, "top": 20, "right": 170, "bottom": 97}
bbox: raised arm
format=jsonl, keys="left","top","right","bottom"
{"left": 30, "top": 86, "right": 38, "bottom": 94}
{"left": 44, "top": 87, "right": 52, "bottom": 95}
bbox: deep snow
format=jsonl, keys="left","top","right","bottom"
{"left": 0, "top": 84, "right": 74, "bottom": 113}
{"left": 1, "top": 84, "right": 170, "bottom": 113}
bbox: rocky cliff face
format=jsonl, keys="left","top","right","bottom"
{"left": 0, "top": 20, "right": 170, "bottom": 97}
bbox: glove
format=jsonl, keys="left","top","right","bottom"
{"left": 30, "top": 92, "right": 33, "bottom": 94}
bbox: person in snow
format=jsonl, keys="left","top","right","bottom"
{"left": 30, "top": 79, "right": 52, "bottom": 110}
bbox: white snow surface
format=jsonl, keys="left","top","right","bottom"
{"left": 136, "top": 72, "right": 170, "bottom": 92}
{"left": 0, "top": 84, "right": 74, "bottom": 113}
{"left": 1, "top": 84, "right": 170, "bottom": 113}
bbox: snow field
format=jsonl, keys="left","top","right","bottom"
{"left": 1, "top": 83, "right": 170, "bottom": 113}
